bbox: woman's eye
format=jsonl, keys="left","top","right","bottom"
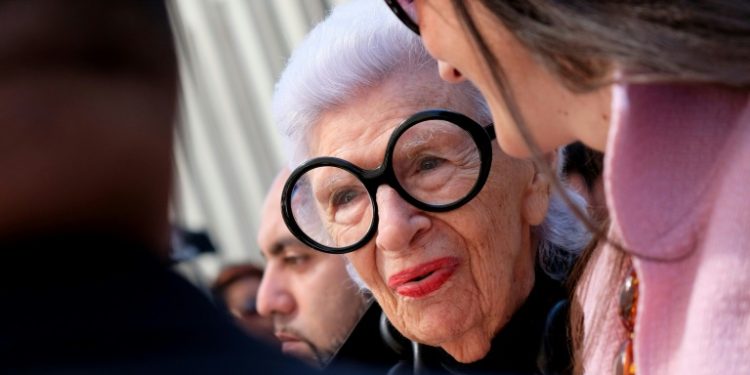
{"left": 331, "top": 189, "right": 360, "bottom": 207}
{"left": 418, "top": 156, "right": 444, "bottom": 172}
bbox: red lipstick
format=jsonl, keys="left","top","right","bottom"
{"left": 388, "top": 257, "right": 459, "bottom": 298}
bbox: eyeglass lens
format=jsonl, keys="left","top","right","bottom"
{"left": 385, "top": 0, "right": 419, "bottom": 34}
{"left": 288, "top": 166, "right": 375, "bottom": 249}
{"left": 393, "top": 119, "right": 481, "bottom": 205}
{"left": 288, "top": 119, "right": 482, "bottom": 250}
{"left": 397, "top": 0, "right": 418, "bottom": 26}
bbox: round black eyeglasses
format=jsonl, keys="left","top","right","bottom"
{"left": 384, "top": 0, "right": 420, "bottom": 35}
{"left": 281, "top": 109, "right": 495, "bottom": 254}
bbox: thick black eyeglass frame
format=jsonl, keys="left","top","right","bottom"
{"left": 281, "top": 109, "right": 496, "bottom": 254}
{"left": 383, "top": 0, "right": 420, "bottom": 35}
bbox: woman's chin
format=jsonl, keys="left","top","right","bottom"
{"left": 405, "top": 308, "right": 467, "bottom": 342}
{"left": 405, "top": 312, "right": 493, "bottom": 363}
{"left": 441, "top": 338, "right": 493, "bottom": 363}
{"left": 440, "top": 332, "right": 492, "bottom": 363}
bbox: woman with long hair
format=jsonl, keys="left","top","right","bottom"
{"left": 383, "top": 1, "right": 750, "bottom": 374}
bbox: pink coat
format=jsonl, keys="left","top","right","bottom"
{"left": 582, "top": 83, "right": 750, "bottom": 375}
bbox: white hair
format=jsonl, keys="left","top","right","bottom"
{"left": 273, "top": 0, "right": 490, "bottom": 165}
{"left": 535, "top": 184, "right": 591, "bottom": 280}
{"left": 273, "top": 0, "right": 590, "bottom": 285}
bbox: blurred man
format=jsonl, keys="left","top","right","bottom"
{"left": 257, "top": 169, "right": 369, "bottom": 368}
{"left": 212, "top": 263, "right": 276, "bottom": 345}
{"left": 0, "top": 1, "right": 313, "bottom": 373}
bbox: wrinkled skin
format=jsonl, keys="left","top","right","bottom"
{"left": 307, "top": 70, "right": 551, "bottom": 363}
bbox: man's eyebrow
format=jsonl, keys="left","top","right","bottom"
{"left": 265, "top": 237, "right": 304, "bottom": 258}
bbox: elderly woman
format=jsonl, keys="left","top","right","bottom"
{"left": 272, "top": 1, "right": 589, "bottom": 373}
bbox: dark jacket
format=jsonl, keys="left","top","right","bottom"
{"left": 327, "top": 300, "right": 402, "bottom": 373}
{"left": 0, "top": 233, "right": 314, "bottom": 374}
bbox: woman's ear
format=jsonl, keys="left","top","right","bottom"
{"left": 522, "top": 151, "right": 557, "bottom": 225}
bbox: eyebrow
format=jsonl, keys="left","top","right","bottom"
{"left": 262, "top": 237, "right": 305, "bottom": 259}
{"left": 311, "top": 168, "right": 354, "bottom": 203}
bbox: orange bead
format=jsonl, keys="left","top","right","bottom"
{"left": 619, "top": 268, "right": 639, "bottom": 331}
{"left": 615, "top": 339, "right": 636, "bottom": 375}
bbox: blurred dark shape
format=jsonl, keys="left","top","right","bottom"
{"left": 562, "top": 142, "right": 603, "bottom": 192}
{"left": 0, "top": 1, "right": 317, "bottom": 373}
{"left": 0, "top": 0, "right": 178, "bottom": 248}
{"left": 212, "top": 263, "right": 277, "bottom": 346}
{"left": 326, "top": 302, "right": 401, "bottom": 373}
{"left": 562, "top": 142, "right": 608, "bottom": 223}
{"left": 171, "top": 227, "right": 217, "bottom": 263}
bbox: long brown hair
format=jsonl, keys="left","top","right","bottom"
{"left": 448, "top": 0, "right": 750, "bottom": 372}
{"left": 457, "top": 1, "right": 750, "bottom": 91}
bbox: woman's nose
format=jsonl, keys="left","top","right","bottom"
{"left": 256, "top": 267, "right": 296, "bottom": 318}
{"left": 375, "top": 185, "right": 431, "bottom": 252}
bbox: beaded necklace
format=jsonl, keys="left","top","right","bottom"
{"left": 615, "top": 266, "right": 639, "bottom": 375}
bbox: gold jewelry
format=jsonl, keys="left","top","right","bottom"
{"left": 615, "top": 266, "right": 638, "bottom": 375}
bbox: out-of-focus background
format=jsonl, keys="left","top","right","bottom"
{"left": 167, "top": 0, "right": 347, "bottom": 282}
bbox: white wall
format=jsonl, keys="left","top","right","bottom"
{"left": 168, "top": 0, "right": 348, "bottom": 280}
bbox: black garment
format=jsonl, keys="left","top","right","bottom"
{"left": 0, "top": 233, "right": 314, "bottom": 374}
{"left": 382, "top": 269, "right": 571, "bottom": 375}
{"left": 326, "top": 300, "right": 401, "bottom": 372}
